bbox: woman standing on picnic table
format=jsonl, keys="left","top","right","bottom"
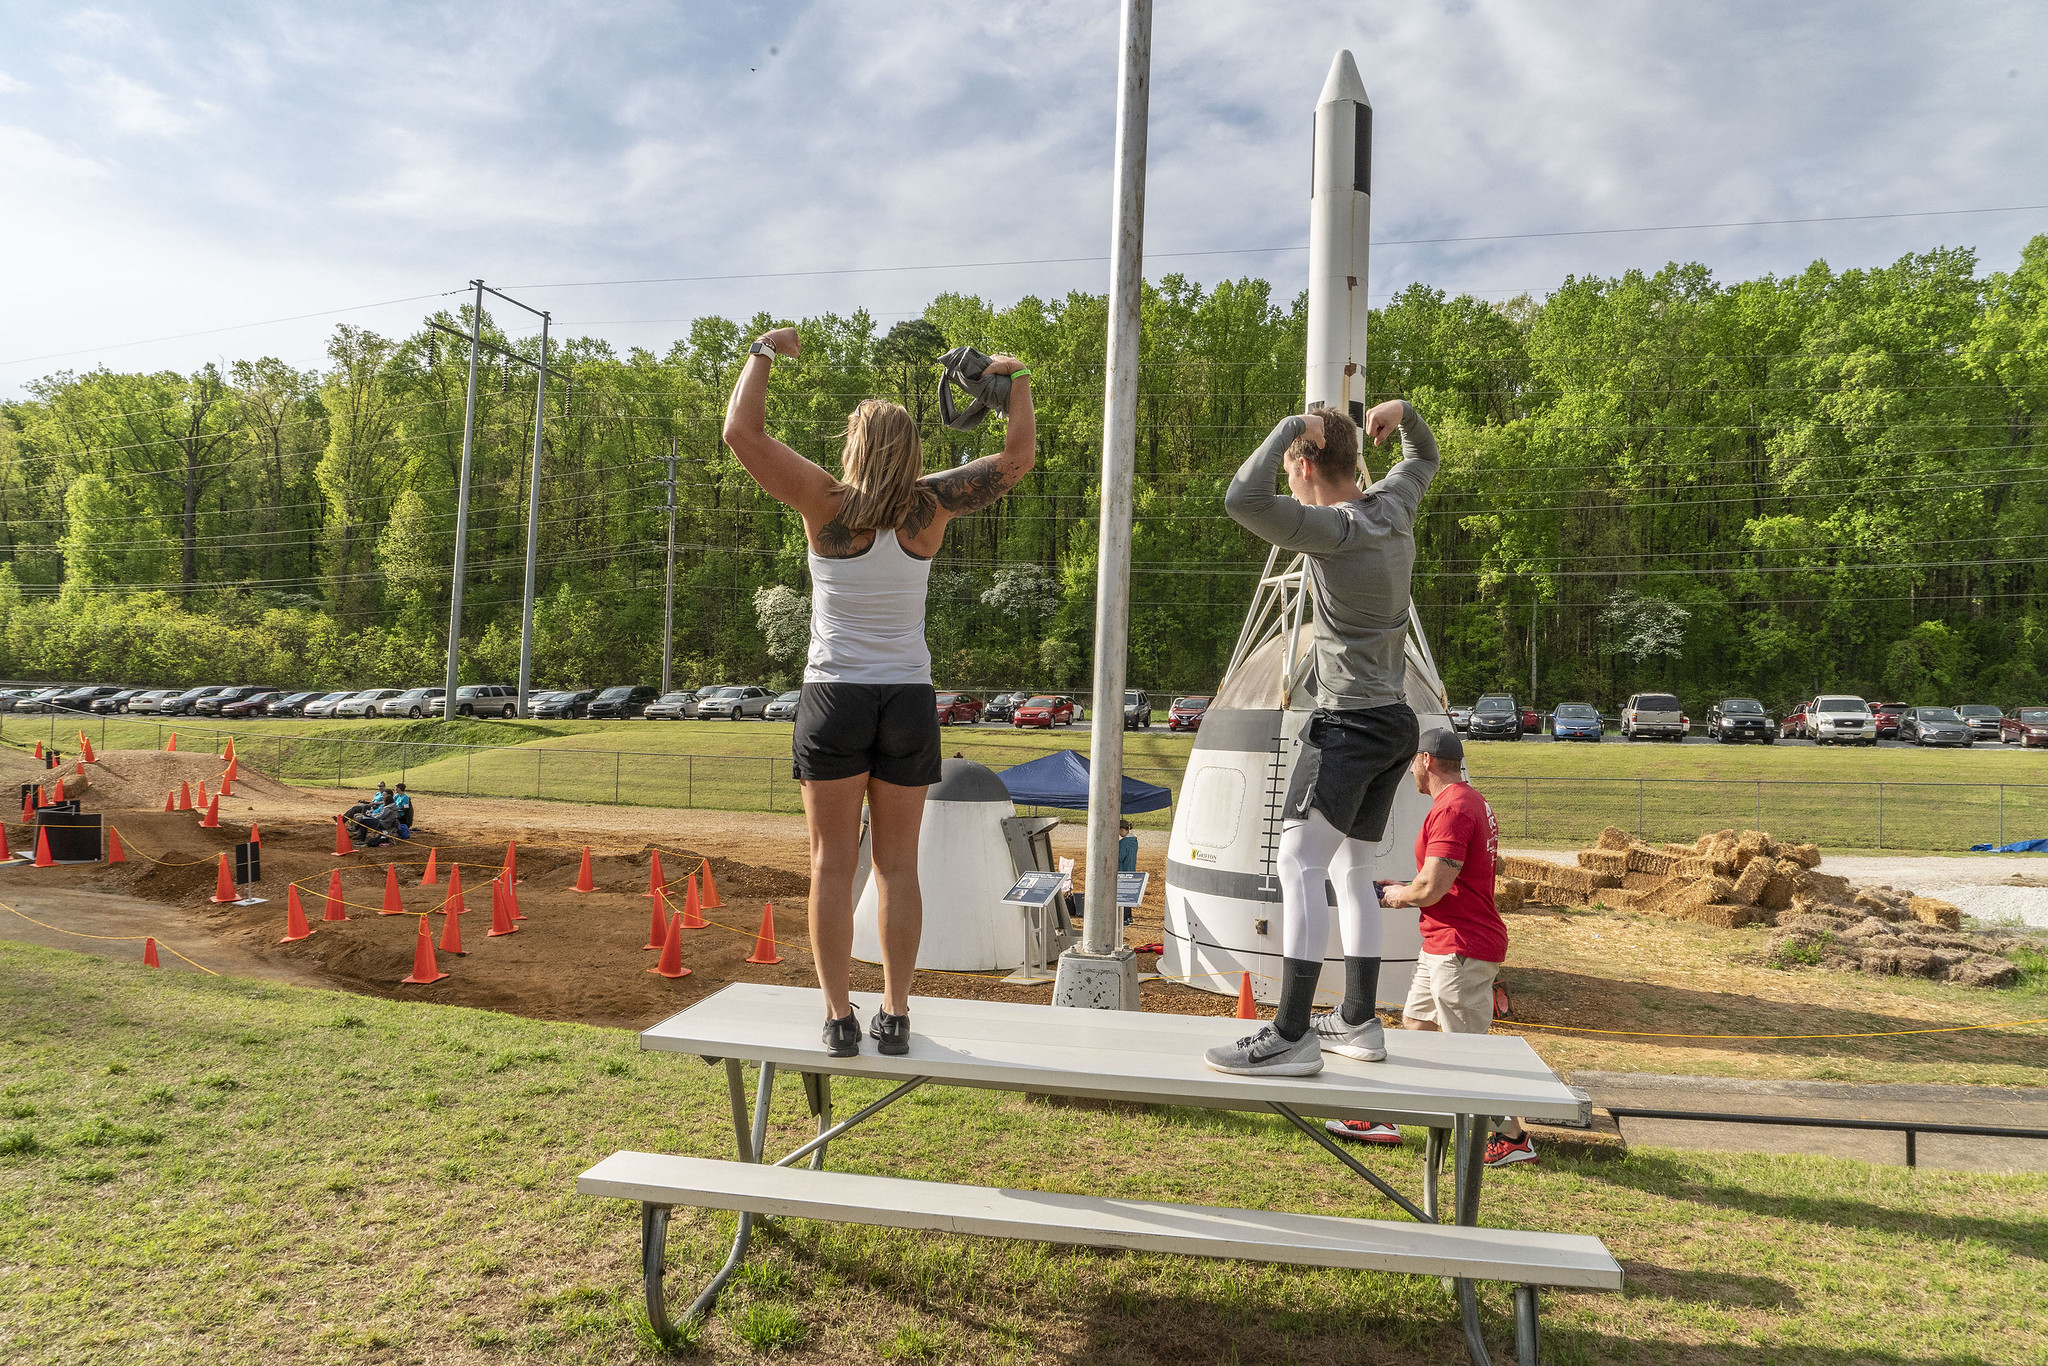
{"left": 722, "top": 326, "right": 1035, "bottom": 1058}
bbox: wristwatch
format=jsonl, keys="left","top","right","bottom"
{"left": 748, "top": 340, "right": 779, "bottom": 364}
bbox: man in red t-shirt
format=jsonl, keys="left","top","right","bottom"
{"left": 1377, "top": 728, "right": 1535, "bottom": 1167}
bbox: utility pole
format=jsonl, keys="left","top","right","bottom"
{"left": 516, "top": 310, "right": 550, "bottom": 717}
{"left": 443, "top": 280, "right": 485, "bottom": 720}
{"left": 662, "top": 438, "right": 678, "bottom": 695}
{"left": 1530, "top": 596, "right": 1538, "bottom": 710}
{"left": 1054, "top": 0, "right": 1150, "bottom": 1013}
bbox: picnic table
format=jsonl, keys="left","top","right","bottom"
{"left": 578, "top": 984, "right": 1620, "bottom": 1365}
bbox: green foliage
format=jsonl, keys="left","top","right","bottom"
{"left": 728, "top": 1302, "right": 808, "bottom": 1351}
{"left": 3, "top": 241, "right": 2046, "bottom": 706}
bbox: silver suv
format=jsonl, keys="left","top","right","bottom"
{"left": 696, "top": 685, "right": 772, "bottom": 720}
{"left": 1807, "top": 695, "right": 1875, "bottom": 746}
{"left": 1620, "top": 693, "right": 1686, "bottom": 742}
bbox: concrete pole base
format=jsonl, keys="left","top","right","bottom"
{"left": 1052, "top": 945, "right": 1141, "bottom": 1011}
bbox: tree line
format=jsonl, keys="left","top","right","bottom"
{"left": 1, "top": 235, "right": 2043, "bottom": 712}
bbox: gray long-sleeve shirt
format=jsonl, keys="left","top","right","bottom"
{"left": 1224, "top": 403, "right": 1440, "bottom": 711}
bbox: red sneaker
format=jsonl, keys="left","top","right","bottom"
{"left": 1324, "top": 1120, "right": 1403, "bottom": 1145}
{"left": 1484, "top": 1133, "right": 1537, "bottom": 1168}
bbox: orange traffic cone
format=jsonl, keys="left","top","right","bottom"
{"left": 420, "top": 847, "right": 439, "bottom": 886}
{"left": 700, "top": 861, "right": 723, "bottom": 909}
{"left": 209, "top": 852, "right": 238, "bottom": 903}
{"left": 225, "top": 754, "right": 238, "bottom": 782}
{"left": 649, "top": 912, "right": 690, "bottom": 979}
{"left": 280, "top": 887, "right": 314, "bottom": 943}
{"left": 443, "top": 864, "right": 467, "bottom": 916}
{"left": 745, "top": 903, "right": 784, "bottom": 965}
{"left": 33, "top": 827, "right": 55, "bottom": 869}
{"left": 1235, "top": 972, "right": 1257, "bottom": 1020}
{"left": 165, "top": 733, "right": 177, "bottom": 752}
{"left": 332, "top": 814, "right": 354, "bottom": 857}
{"left": 504, "top": 877, "right": 525, "bottom": 921}
{"left": 143, "top": 937, "right": 161, "bottom": 968}
{"left": 197, "top": 779, "right": 211, "bottom": 807}
{"left": 645, "top": 849, "right": 666, "bottom": 899}
{"left": 439, "top": 898, "right": 466, "bottom": 954}
{"left": 106, "top": 827, "right": 126, "bottom": 864}
{"left": 224, "top": 737, "right": 236, "bottom": 763}
{"left": 248, "top": 823, "right": 261, "bottom": 844}
{"left": 679, "top": 872, "right": 706, "bottom": 929}
{"left": 219, "top": 773, "right": 234, "bottom": 798}
{"left": 0, "top": 819, "right": 11, "bottom": 863}
{"left": 487, "top": 878, "right": 519, "bottom": 937}
{"left": 571, "top": 846, "right": 595, "bottom": 893}
{"left": 177, "top": 780, "right": 192, "bottom": 812}
{"left": 323, "top": 869, "right": 347, "bottom": 921}
{"left": 32, "top": 741, "right": 41, "bottom": 760}
{"left": 643, "top": 881, "right": 668, "bottom": 951}
{"left": 502, "top": 840, "right": 518, "bottom": 883}
{"left": 380, "top": 864, "right": 404, "bottom": 915}
{"left": 80, "top": 734, "right": 96, "bottom": 763}
{"left": 399, "top": 915, "right": 447, "bottom": 985}
{"left": 163, "top": 789, "right": 175, "bottom": 813}
{"left": 200, "top": 796, "right": 220, "bottom": 829}
{"left": 20, "top": 790, "right": 33, "bottom": 824}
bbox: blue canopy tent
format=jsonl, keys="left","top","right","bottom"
{"left": 998, "top": 748, "right": 1172, "bottom": 815}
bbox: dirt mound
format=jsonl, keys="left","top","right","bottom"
{"left": 2, "top": 751, "right": 86, "bottom": 803}
{"left": 65, "top": 749, "right": 317, "bottom": 815}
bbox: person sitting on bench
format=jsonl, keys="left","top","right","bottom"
{"left": 343, "top": 783, "right": 395, "bottom": 846}
{"left": 385, "top": 783, "right": 415, "bottom": 839}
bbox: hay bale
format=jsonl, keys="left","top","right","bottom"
{"left": 1526, "top": 882, "right": 1578, "bottom": 906}
{"left": 1677, "top": 876, "right": 1736, "bottom": 910}
{"left": 1775, "top": 910, "right": 1850, "bottom": 935}
{"left": 1947, "top": 956, "right": 2021, "bottom": 989}
{"left": 1494, "top": 877, "right": 1527, "bottom": 915}
{"left": 1793, "top": 869, "right": 1855, "bottom": 907}
{"left": 1696, "top": 829, "right": 1737, "bottom": 854}
{"left": 1661, "top": 843, "right": 1696, "bottom": 856}
{"left": 1501, "top": 855, "right": 1562, "bottom": 884}
{"left": 1735, "top": 830, "right": 1773, "bottom": 865}
{"left": 1758, "top": 864, "right": 1797, "bottom": 912}
{"left": 1576, "top": 849, "right": 1630, "bottom": 878}
{"left": 1730, "top": 860, "right": 1773, "bottom": 905}
{"left": 1595, "top": 826, "right": 1634, "bottom": 851}
{"left": 1621, "top": 870, "right": 1668, "bottom": 891}
{"left": 1627, "top": 849, "right": 1677, "bottom": 876}
{"left": 1784, "top": 843, "right": 1823, "bottom": 869}
{"left": 1910, "top": 897, "right": 1963, "bottom": 930}
{"left": 1522, "top": 863, "right": 1619, "bottom": 896}
{"left": 1682, "top": 901, "right": 1763, "bottom": 929}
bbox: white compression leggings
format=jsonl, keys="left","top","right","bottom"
{"left": 1276, "top": 808, "right": 1382, "bottom": 963}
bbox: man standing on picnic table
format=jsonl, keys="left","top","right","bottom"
{"left": 1326, "top": 727, "right": 1537, "bottom": 1167}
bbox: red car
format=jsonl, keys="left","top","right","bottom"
{"left": 935, "top": 692, "right": 983, "bottom": 726}
{"left": 1521, "top": 705, "right": 1541, "bottom": 734}
{"left": 1871, "top": 702, "right": 1906, "bottom": 740}
{"left": 1167, "top": 695, "right": 1210, "bottom": 732}
{"left": 2002, "top": 706, "right": 2048, "bottom": 748}
{"left": 1781, "top": 704, "right": 1809, "bottom": 740}
{"left": 1012, "top": 694, "right": 1075, "bottom": 729}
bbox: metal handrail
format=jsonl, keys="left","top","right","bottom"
{"left": 1601, "top": 1106, "right": 2048, "bottom": 1168}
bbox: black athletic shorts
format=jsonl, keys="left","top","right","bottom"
{"left": 791, "top": 682, "right": 944, "bottom": 786}
{"left": 1282, "top": 702, "right": 1420, "bottom": 841}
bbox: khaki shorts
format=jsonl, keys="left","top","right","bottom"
{"left": 1403, "top": 950, "right": 1499, "bottom": 1035}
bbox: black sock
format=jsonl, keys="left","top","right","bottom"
{"left": 1272, "top": 957, "right": 1323, "bottom": 1041}
{"left": 1341, "top": 957, "right": 1381, "bottom": 1026}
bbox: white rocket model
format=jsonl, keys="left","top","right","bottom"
{"left": 1160, "top": 50, "right": 1451, "bottom": 1008}
{"left": 1306, "top": 50, "right": 1372, "bottom": 428}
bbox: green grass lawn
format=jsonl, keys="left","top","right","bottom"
{"left": 3, "top": 941, "right": 2044, "bottom": 1365}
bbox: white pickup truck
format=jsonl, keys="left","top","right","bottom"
{"left": 1806, "top": 695, "right": 1877, "bottom": 746}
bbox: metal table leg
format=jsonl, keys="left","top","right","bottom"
{"left": 1424, "top": 1126, "right": 1449, "bottom": 1222}
{"left": 1454, "top": 1113, "right": 1495, "bottom": 1366}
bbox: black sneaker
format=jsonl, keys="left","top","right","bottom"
{"left": 822, "top": 1012, "right": 860, "bottom": 1059}
{"left": 869, "top": 1007, "right": 910, "bottom": 1056}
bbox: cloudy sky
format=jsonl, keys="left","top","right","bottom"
{"left": 0, "top": 1, "right": 2041, "bottom": 395}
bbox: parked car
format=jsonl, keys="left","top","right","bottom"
{"left": 1167, "top": 696, "right": 1210, "bottom": 732}
{"left": 0, "top": 688, "right": 46, "bottom": 713}
{"left": 196, "top": 685, "right": 282, "bottom": 717}
{"left": 589, "top": 685, "right": 660, "bottom": 720}
{"left": 1779, "top": 703, "right": 1809, "bottom": 739}
{"left": 1448, "top": 704, "right": 1473, "bottom": 732}
{"left": 1120, "top": 690, "right": 1153, "bottom": 731}
{"left": 1467, "top": 693, "right": 1522, "bottom": 741}
{"left": 1548, "top": 702, "right": 1603, "bottom": 742}
{"left": 533, "top": 689, "right": 595, "bottom": 720}
{"left": 55, "top": 685, "right": 124, "bottom": 712}
{"left": 1707, "top": 698, "right": 1775, "bottom": 744}
{"left": 14, "top": 685, "right": 77, "bottom": 714}
{"left": 301, "top": 690, "right": 356, "bottom": 719}
{"left": 91, "top": 688, "right": 152, "bottom": 714}
{"left": 379, "top": 687, "right": 445, "bottom": 718}
{"left": 264, "top": 690, "right": 322, "bottom": 717}
{"left": 451, "top": 684, "right": 518, "bottom": 718}
{"left": 1954, "top": 704, "right": 2003, "bottom": 743}
{"left": 1806, "top": 695, "right": 1876, "bottom": 746}
{"left": 696, "top": 685, "right": 773, "bottom": 720}
{"left": 643, "top": 690, "right": 698, "bottom": 721}
{"left": 1620, "top": 693, "right": 1686, "bottom": 742}
{"left": 932, "top": 691, "right": 981, "bottom": 726}
{"left": 329, "top": 688, "right": 401, "bottom": 719}
{"left": 983, "top": 693, "right": 1021, "bottom": 723}
{"left": 1898, "top": 706, "right": 1975, "bottom": 748}
{"left": 1871, "top": 702, "right": 1907, "bottom": 740}
{"left": 765, "top": 691, "right": 802, "bottom": 721}
{"left": 1012, "top": 694, "right": 1076, "bottom": 729}
{"left": 155, "top": 685, "right": 227, "bottom": 717}
{"left": 219, "top": 691, "right": 283, "bottom": 719}
{"left": 119, "top": 688, "right": 179, "bottom": 716}
{"left": 2000, "top": 706, "right": 2048, "bottom": 748}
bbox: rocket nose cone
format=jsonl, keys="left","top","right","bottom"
{"left": 1318, "top": 49, "right": 1370, "bottom": 108}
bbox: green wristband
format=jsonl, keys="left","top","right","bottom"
{"left": 1008, "top": 368, "right": 1031, "bottom": 379}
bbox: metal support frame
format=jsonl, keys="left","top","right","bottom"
{"left": 638, "top": 1064, "right": 928, "bottom": 1343}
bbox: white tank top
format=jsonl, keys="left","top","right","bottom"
{"left": 805, "top": 528, "right": 933, "bottom": 684}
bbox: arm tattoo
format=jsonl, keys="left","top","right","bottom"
{"left": 1440, "top": 857, "right": 1464, "bottom": 870}
{"left": 924, "top": 457, "right": 1017, "bottom": 516}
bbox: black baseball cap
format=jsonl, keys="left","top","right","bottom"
{"left": 1418, "top": 727, "right": 1464, "bottom": 762}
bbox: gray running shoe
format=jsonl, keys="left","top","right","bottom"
{"left": 1203, "top": 1024, "right": 1323, "bottom": 1077}
{"left": 1311, "top": 1010, "right": 1387, "bottom": 1062}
